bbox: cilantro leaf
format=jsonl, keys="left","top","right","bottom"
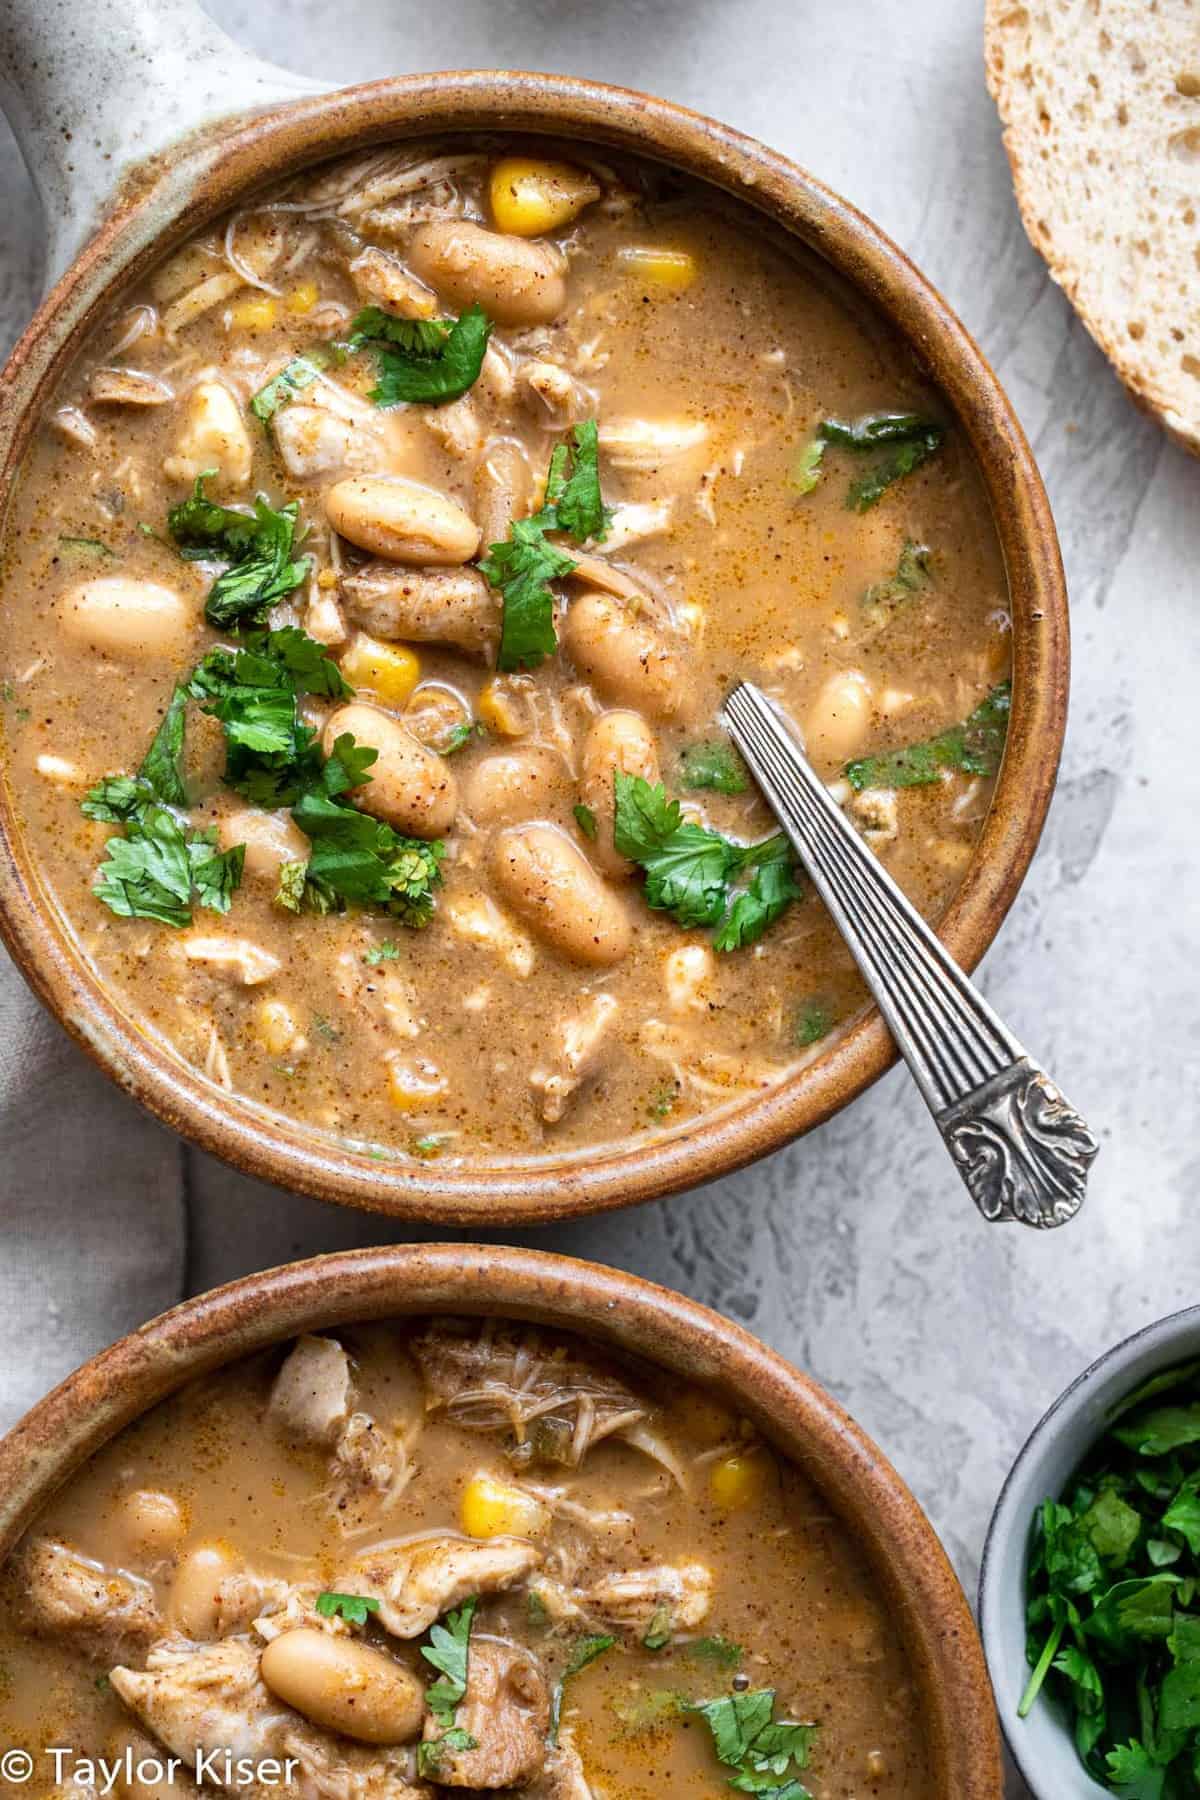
{"left": 689, "top": 1690, "right": 815, "bottom": 1797}
{"left": 137, "top": 685, "right": 190, "bottom": 806}
{"left": 845, "top": 682, "right": 1010, "bottom": 792}
{"left": 350, "top": 303, "right": 493, "bottom": 407}
{"left": 314, "top": 1591, "right": 381, "bottom": 1626}
{"left": 550, "top": 1634, "right": 615, "bottom": 1742}
{"left": 614, "top": 774, "right": 802, "bottom": 949}
{"left": 188, "top": 834, "right": 244, "bottom": 915}
{"left": 815, "top": 412, "right": 945, "bottom": 511}
{"left": 545, "top": 420, "right": 612, "bottom": 542}
{"left": 167, "top": 475, "right": 309, "bottom": 627}
{"left": 187, "top": 628, "right": 351, "bottom": 804}
{"left": 642, "top": 1606, "right": 672, "bottom": 1651}
{"left": 418, "top": 1728, "right": 479, "bottom": 1777}
{"left": 794, "top": 1001, "right": 831, "bottom": 1048}
{"left": 251, "top": 346, "right": 340, "bottom": 423}
{"left": 90, "top": 804, "right": 243, "bottom": 927}
{"left": 291, "top": 789, "right": 443, "bottom": 926}
{"left": 788, "top": 438, "right": 825, "bottom": 495}
{"left": 422, "top": 1597, "right": 477, "bottom": 1725}
{"left": 1105, "top": 1742, "right": 1167, "bottom": 1800}
{"left": 574, "top": 802, "right": 598, "bottom": 840}
{"left": 679, "top": 740, "right": 749, "bottom": 796}
{"left": 862, "top": 539, "right": 932, "bottom": 624}
{"left": 482, "top": 424, "right": 610, "bottom": 670}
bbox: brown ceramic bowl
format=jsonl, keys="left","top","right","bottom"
{"left": 0, "top": 73, "right": 1069, "bottom": 1222}
{"left": 0, "top": 1242, "right": 1003, "bottom": 1793}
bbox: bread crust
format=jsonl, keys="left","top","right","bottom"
{"left": 985, "top": 0, "right": 1200, "bottom": 457}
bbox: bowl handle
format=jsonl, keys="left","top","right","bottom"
{"left": 0, "top": 0, "right": 329, "bottom": 286}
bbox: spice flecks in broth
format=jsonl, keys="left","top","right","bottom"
{"left": 0, "top": 139, "right": 1011, "bottom": 1161}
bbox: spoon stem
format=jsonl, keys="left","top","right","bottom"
{"left": 721, "top": 681, "right": 1097, "bottom": 1228}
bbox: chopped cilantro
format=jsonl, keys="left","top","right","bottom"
{"left": 250, "top": 345, "right": 340, "bottom": 423}
{"left": 794, "top": 1000, "right": 832, "bottom": 1048}
{"left": 58, "top": 535, "right": 114, "bottom": 559}
{"left": 788, "top": 438, "right": 825, "bottom": 496}
{"left": 422, "top": 1596, "right": 477, "bottom": 1725}
{"left": 137, "top": 685, "right": 190, "bottom": 808}
{"left": 349, "top": 303, "right": 493, "bottom": 407}
{"left": 482, "top": 422, "right": 611, "bottom": 671}
{"left": 290, "top": 790, "right": 444, "bottom": 926}
{"left": 643, "top": 1606, "right": 673, "bottom": 1651}
{"left": 862, "top": 539, "right": 932, "bottom": 623}
{"left": 89, "top": 807, "right": 243, "bottom": 927}
{"left": 314, "top": 1591, "right": 381, "bottom": 1626}
{"left": 550, "top": 1634, "right": 616, "bottom": 1743}
{"left": 1020, "top": 1359, "right": 1200, "bottom": 1793}
{"left": 418, "top": 1728, "right": 479, "bottom": 1777}
{"left": 411, "top": 1134, "right": 447, "bottom": 1159}
{"left": 815, "top": 412, "right": 944, "bottom": 511}
{"left": 683, "top": 1636, "right": 744, "bottom": 1668}
{"left": 688, "top": 1689, "right": 816, "bottom": 1798}
{"left": 363, "top": 941, "right": 402, "bottom": 966}
{"left": 574, "top": 802, "right": 598, "bottom": 840}
{"left": 614, "top": 773, "right": 802, "bottom": 951}
{"left": 845, "top": 682, "right": 1010, "bottom": 791}
{"left": 613, "top": 1686, "right": 685, "bottom": 1735}
{"left": 442, "top": 720, "right": 484, "bottom": 754}
{"left": 167, "top": 474, "right": 309, "bottom": 628}
{"left": 679, "top": 740, "right": 749, "bottom": 796}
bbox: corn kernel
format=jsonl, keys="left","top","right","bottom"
{"left": 254, "top": 1000, "right": 307, "bottom": 1059}
{"left": 339, "top": 634, "right": 420, "bottom": 708}
{"left": 709, "top": 1449, "right": 769, "bottom": 1511}
{"left": 617, "top": 246, "right": 698, "bottom": 294}
{"left": 460, "top": 1472, "right": 550, "bottom": 1540}
{"left": 476, "top": 677, "right": 529, "bottom": 738}
{"left": 286, "top": 281, "right": 319, "bottom": 315}
{"left": 317, "top": 567, "right": 339, "bottom": 590}
{"left": 386, "top": 1053, "right": 447, "bottom": 1110}
{"left": 230, "top": 296, "right": 278, "bottom": 332}
{"left": 489, "top": 157, "right": 601, "bottom": 237}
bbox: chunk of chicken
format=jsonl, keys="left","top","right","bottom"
{"left": 579, "top": 1560, "right": 713, "bottom": 1637}
{"left": 89, "top": 368, "right": 174, "bottom": 407}
{"left": 347, "top": 246, "right": 439, "bottom": 319}
{"left": 273, "top": 405, "right": 359, "bottom": 480}
{"left": 423, "top": 395, "right": 482, "bottom": 462}
{"left": 530, "top": 992, "right": 618, "bottom": 1124}
{"left": 340, "top": 1536, "right": 540, "bottom": 1639}
{"left": 597, "top": 417, "right": 710, "bottom": 476}
{"left": 180, "top": 937, "right": 281, "bottom": 987}
{"left": 269, "top": 1336, "right": 354, "bottom": 1449}
{"left": 527, "top": 1743, "right": 594, "bottom": 1800}
{"left": 163, "top": 380, "right": 253, "bottom": 493}
{"left": 110, "top": 1639, "right": 429, "bottom": 1800}
{"left": 333, "top": 1412, "right": 400, "bottom": 1501}
{"left": 342, "top": 565, "right": 500, "bottom": 661}
{"left": 519, "top": 360, "right": 591, "bottom": 426}
{"left": 9, "top": 1537, "right": 159, "bottom": 1664}
{"left": 421, "top": 1639, "right": 549, "bottom": 1788}
{"left": 445, "top": 892, "right": 536, "bottom": 979}
{"left": 409, "top": 1322, "right": 647, "bottom": 1465}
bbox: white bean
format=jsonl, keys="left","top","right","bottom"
{"left": 217, "top": 808, "right": 310, "bottom": 881}
{"left": 804, "top": 670, "right": 875, "bottom": 770}
{"left": 463, "top": 746, "right": 569, "bottom": 826}
{"left": 170, "top": 1543, "right": 238, "bottom": 1640}
{"left": 562, "top": 590, "right": 688, "bottom": 721}
{"left": 491, "top": 824, "right": 631, "bottom": 966}
{"left": 326, "top": 475, "right": 480, "bottom": 565}
{"left": 323, "top": 702, "right": 457, "bottom": 839}
{"left": 162, "top": 380, "right": 253, "bottom": 491}
{"left": 406, "top": 220, "right": 568, "bottom": 326}
{"left": 578, "top": 710, "right": 660, "bottom": 877}
{"left": 58, "top": 577, "right": 196, "bottom": 662}
{"left": 260, "top": 1627, "right": 424, "bottom": 1745}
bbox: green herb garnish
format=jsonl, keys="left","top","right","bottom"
{"left": 314, "top": 1591, "right": 381, "bottom": 1626}
{"left": 58, "top": 535, "right": 114, "bottom": 559}
{"left": 418, "top": 1728, "right": 479, "bottom": 1777}
{"left": 679, "top": 740, "right": 749, "bottom": 796}
{"left": 688, "top": 1689, "right": 816, "bottom": 1799}
{"left": 643, "top": 1606, "right": 673, "bottom": 1651}
{"left": 794, "top": 413, "right": 944, "bottom": 511}
{"left": 862, "top": 539, "right": 931, "bottom": 623}
{"left": 349, "top": 304, "right": 493, "bottom": 407}
{"left": 364, "top": 941, "right": 402, "bottom": 966}
{"left": 1020, "top": 1359, "right": 1200, "bottom": 1793}
{"left": 845, "top": 682, "right": 1010, "bottom": 792}
{"left": 574, "top": 802, "right": 598, "bottom": 840}
{"left": 794, "top": 1001, "right": 831, "bottom": 1048}
{"left": 422, "top": 1597, "right": 478, "bottom": 1725}
{"left": 614, "top": 773, "right": 802, "bottom": 952}
{"left": 683, "top": 1636, "right": 744, "bottom": 1668}
{"left": 550, "top": 1634, "right": 616, "bottom": 1743}
{"left": 250, "top": 346, "right": 340, "bottom": 423}
{"left": 482, "top": 422, "right": 611, "bottom": 672}
{"left": 167, "top": 474, "right": 309, "bottom": 628}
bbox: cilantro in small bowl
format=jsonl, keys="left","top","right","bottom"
{"left": 981, "top": 1310, "right": 1200, "bottom": 1799}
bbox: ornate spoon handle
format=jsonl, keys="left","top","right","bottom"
{"left": 721, "top": 682, "right": 1097, "bottom": 1228}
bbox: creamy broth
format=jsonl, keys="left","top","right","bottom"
{"left": 0, "top": 140, "right": 1010, "bottom": 1161}
{"left": 0, "top": 1319, "right": 930, "bottom": 1797}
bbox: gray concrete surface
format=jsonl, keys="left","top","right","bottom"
{"left": 1, "top": 3, "right": 1197, "bottom": 1792}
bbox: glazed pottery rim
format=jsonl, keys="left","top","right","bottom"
{"left": 979, "top": 1304, "right": 1200, "bottom": 1796}
{"left": 0, "top": 1241, "right": 1004, "bottom": 1796}
{"left": 0, "top": 70, "right": 1070, "bottom": 1222}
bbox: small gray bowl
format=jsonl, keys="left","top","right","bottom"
{"left": 979, "top": 1305, "right": 1200, "bottom": 1798}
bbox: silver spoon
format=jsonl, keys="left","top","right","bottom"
{"left": 721, "top": 681, "right": 1097, "bottom": 1229}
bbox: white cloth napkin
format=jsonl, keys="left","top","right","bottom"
{"left": 0, "top": 950, "right": 184, "bottom": 1429}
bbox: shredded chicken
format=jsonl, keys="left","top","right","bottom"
{"left": 269, "top": 1336, "right": 355, "bottom": 1448}
{"left": 526, "top": 1743, "right": 594, "bottom": 1800}
{"left": 579, "top": 1560, "right": 713, "bottom": 1637}
{"left": 342, "top": 565, "right": 500, "bottom": 661}
{"left": 89, "top": 368, "right": 174, "bottom": 407}
{"left": 8, "top": 1537, "right": 160, "bottom": 1664}
{"left": 110, "top": 1639, "right": 429, "bottom": 1800}
{"left": 530, "top": 993, "right": 619, "bottom": 1124}
{"left": 179, "top": 937, "right": 281, "bottom": 987}
{"left": 339, "top": 1535, "right": 540, "bottom": 1639}
{"left": 422, "top": 1638, "right": 549, "bottom": 1788}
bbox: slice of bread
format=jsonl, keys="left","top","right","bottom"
{"left": 985, "top": 0, "right": 1200, "bottom": 455}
